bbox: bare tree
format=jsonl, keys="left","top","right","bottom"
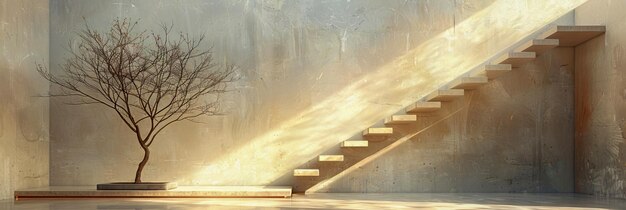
{"left": 37, "top": 19, "right": 235, "bottom": 184}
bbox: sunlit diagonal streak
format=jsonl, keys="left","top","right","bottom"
{"left": 187, "top": 0, "right": 587, "bottom": 185}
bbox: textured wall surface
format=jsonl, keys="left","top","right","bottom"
{"left": 574, "top": 0, "right": 626, "bottom": 198}
{"left": 0, "top": 0, "right": 49, "bottom": 200}
{"left": 48, "top": 0, "right": 583, "bottom": 192}
{"left": 299, "top": 47, "right": 576, "bottom": 193}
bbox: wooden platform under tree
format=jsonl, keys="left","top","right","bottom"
{"left": 14, "top": 186, "right": 292, "bottom": 200}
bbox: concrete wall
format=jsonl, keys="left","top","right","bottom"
{"left": 574, "top": 0, "right": 626, "bottom": 198}
{"left": 48, "top": 0, "right": 583, "bottom": 192}
{"left": 0, "top": 0, "right": 49, "bottom": 200}
{"left": 299, "top": 47, "right": 576, "bottom": 193}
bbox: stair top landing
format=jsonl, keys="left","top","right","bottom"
{"left": 540, "top": 25, "right": 605, "bottom": 47}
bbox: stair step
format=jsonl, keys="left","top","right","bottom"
{"left": 406, "top": 102, "right": 441, "bottom": 113}
{"left": 539, "top": 25, "right": 605, "bottom": 47}
{"left": 319, "top": 155, "right": 344, "bottom": 162}
{"left": 516, "top": 39, "right": 559, "bottom": 54}
{"left": 473, "top": 64, "right": 512, "bottom": 79}
{"left": 384, "top": 115, "right": 417, "bottom": 124}
{"left": 294, "top": 169, "right": 319, "bottom": 177}
{"left": 341, "top": 140, "right": 368, "bottom": 148}
{"left": 362, "top": 127, "right": 393, "bottom": 136}
{"left": 493, "top": 52, "right": 536, "bottom": 67}
{"left": 426, "top": 89, "right": 464, "bottom": 102}
{"left": 449, "top": 76, "right": 488, "bottom": 90}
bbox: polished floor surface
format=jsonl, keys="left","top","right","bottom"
{"left": 2, "top": 193, "right": 626, "bottom": 209}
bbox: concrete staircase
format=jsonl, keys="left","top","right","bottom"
{"left": 293, "top": 25, "right": 605, "bottom": 177}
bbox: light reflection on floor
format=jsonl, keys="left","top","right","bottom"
{"left": 3, "top": 193, "right": 626, "bottom": 210}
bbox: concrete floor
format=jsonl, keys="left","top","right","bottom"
{"left": 1, "top": 193, "right": 626, "bottom": 210}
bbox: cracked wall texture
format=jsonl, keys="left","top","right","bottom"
{"left": 0, "top": 0, "right": 49, "bottom": 200}
{"left": 48, "top": 0, "right": 581, "bottom": 192}
{"left": 574, "top": 0, "right": 626, "bottom": 198}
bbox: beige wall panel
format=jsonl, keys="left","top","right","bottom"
{"left": 0, "top": 0, "right": 50, "bottom": 200}
{"left": 574, "top": 0, "right": 626, "bottom": 198}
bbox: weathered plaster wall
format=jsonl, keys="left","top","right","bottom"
{"left": 298, "top": 47, "right": 576, "bottom": 193}
{"left": 49, "top": 0, "right": 582, "bottom": 192}
{"left": 574, "top": 0, "right": 626, "bottom": 198}
{"left": 0, "top": 0, "right": 49, "bottom": 200}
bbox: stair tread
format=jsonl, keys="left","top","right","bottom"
{"left": 449, "top": 76, "right": 488, "bottom": 90}
{"left": 472, "top": 64, "right": 512, "bottom": 79}
{"left": 493, "top": 52, "right": 536, "bottom": 67}
{"left": 516, "top": 39, "right": 559, "bottom": 54}
{"left": 294, "top": 169, "right": 319, "bottom": 177}
{"left": 384, "top": 115, "right": 417, "bottom": 124}
{"left": 539, "top": 25, "right": 605, "bottom": 47}
{"left": 406, "top": 102, "right": 441, "bottom": 113}
{"left": 341, "top": 140, "right": 369, "bottom": 148}
{"left": 319, "top": 155, "right": 344, "bottom": 162}
{"left": 426, "top": 89, "right": 464, "bottom": 102}
{"left": 362, "top": 127, "right": 393, "bottom": 136}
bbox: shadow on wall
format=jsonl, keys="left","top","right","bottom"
{"left": 574, "top": 26, "right": 626, "bottom": 197}
{"left": 187, "top": 0, "right": 586, "bottom": 188}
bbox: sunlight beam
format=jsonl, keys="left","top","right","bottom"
{"left": 186, "top": 0, "right": 587, "bottom": 186}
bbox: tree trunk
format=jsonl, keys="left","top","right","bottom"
{"left": 134, "top": 146, "right": 150, "bottom": 184}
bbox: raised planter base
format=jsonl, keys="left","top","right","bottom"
{"left": 97, "top": 182, "right": 178, "bottom": 190}
{"left": 14, "top": 186, "right": 293, "bottom": 199}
